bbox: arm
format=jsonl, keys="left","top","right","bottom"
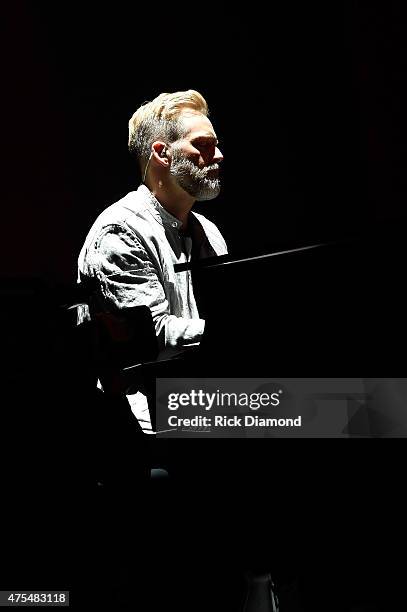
{"left": 86, "top": 224, "right": 205, "bottom": 354}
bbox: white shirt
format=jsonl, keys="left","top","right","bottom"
{"left": 77, "top": 184, "right": 227, "bottom": 431}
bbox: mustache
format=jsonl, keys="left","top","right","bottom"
{"left": 202, "top": 163, "right": 219, "bottom": 174}
{"left": 191, "top": 162, "right": 220, "bottom": 180}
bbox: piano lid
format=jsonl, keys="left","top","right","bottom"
{"left": 174, "top": 215, "right": 407, "bottom": 273}
{"left": 174, "top": 241, "right": 333, "bottom": 273}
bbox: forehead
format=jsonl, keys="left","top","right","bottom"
{"left": 179, "top": 111, "right": 217, "bottom": 140}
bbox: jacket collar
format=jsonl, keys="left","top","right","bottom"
{"left": 138, "top": 184, "right": 184, "bottom": 231}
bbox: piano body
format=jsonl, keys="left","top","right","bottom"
{"left": 175, "top": 228, "right": 405, "bottom": 376}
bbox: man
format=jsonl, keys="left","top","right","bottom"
{"left": 78, "top": 90, "right": 227, "bottom": 431}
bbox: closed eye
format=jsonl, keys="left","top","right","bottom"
{"left": 193, "top": 139, "right": 219, "bottom": 148}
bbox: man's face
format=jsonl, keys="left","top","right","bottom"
{"left": 169, "top": 112, "right": 223, "bottom": 201}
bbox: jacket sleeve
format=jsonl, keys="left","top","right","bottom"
{"left": 85, "top": 224, "right": 205, "bottom": 353}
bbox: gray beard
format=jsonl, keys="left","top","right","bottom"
{"left": 169, "top": 151, "right": 221, "bottom": 201}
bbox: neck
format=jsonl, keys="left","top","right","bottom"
{"left": 147, "top": 177, "right": 195, "bottom": 229}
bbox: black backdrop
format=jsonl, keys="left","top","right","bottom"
{"left": 2, "top": 2, "right": 407, "bottom": 610}
{"left": 4, "top": 1, "right": 407, "bottom": 281}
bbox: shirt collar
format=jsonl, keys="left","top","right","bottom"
{"left": 138, "top": 184, "right": 182, "bottom": 231}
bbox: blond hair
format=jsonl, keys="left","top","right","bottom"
{"left": 128, "top": 90, "right": 208, "bottom": 167}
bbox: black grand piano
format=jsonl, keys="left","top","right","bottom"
{"left": 174, "top": 223, "right": 405, "bottom": 376}
{"left": 2, "top": 221, "right": 405, "bottom": 610}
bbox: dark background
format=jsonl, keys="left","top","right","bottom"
{"left": 2, "top": 2, "right": 407, "bottom": 610}
{"left": 3, "top": 1, "right": 407, "bottom": 281}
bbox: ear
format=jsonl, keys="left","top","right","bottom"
{"left": 151, "top": 141, "right": 169, "bottom": 167}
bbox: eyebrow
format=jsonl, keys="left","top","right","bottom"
{"left": 191, "top": 133, "right": 219, "bottom": 143}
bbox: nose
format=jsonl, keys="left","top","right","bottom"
{"left": 213, "top": 146, "right": 223, "bottom": 164}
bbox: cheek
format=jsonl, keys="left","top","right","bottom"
{"left": 200, "top": 149, "right": 215, "bottom": 166}
{"left": 180, "top": 146, "right": 199, "bottom": 163}
{"left": 189, "top": 153, "right": 203, "bottom": 167}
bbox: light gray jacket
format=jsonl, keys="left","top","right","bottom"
{"left": 77, "top": 184, "right": 227, "bottom": 355}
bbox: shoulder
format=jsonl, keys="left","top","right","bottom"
{"left": 82, "top": 190, "right": 158, "bottom": 246}
{"left": 97, "top": 190, "right": 150, "bottom": 227}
